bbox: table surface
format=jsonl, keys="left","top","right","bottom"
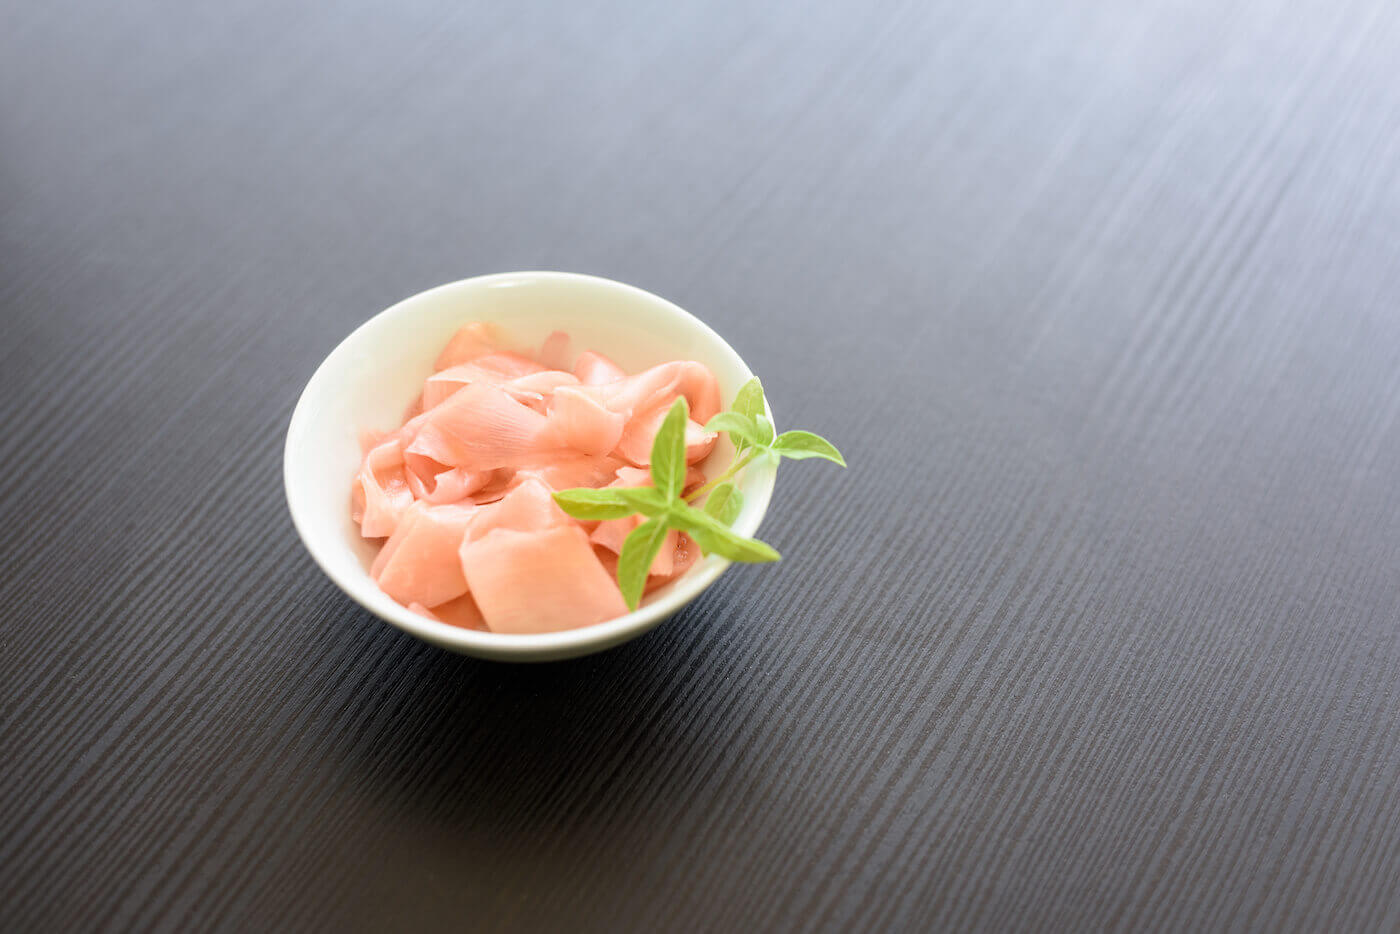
{"left": 6, "top": 0, "right": 1400, "bottom": 930}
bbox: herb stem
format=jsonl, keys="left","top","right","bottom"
{"left": 684, "top": 450, "right": 760, "bottom": 503}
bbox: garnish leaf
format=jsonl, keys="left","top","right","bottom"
{"left": 650, "top": 397, "right": 689, "bottom": 500}
{"left": 616, "top": 486, "right": 670, "bottom": 516}
{"left": 704, "top": 412, "right": 762, "bottom": 448}
{"left": 561, "top": 373, "right": 835, "bottom": 602}
{"left": 702, "top": 481, "right": 744, "bottom": 525}
{"left": 731, "top": 377, "right": 766, "bottom": 420}
{"left": 670, "top": 506, "right": 780, "bottom": 563}
{"left": 552, "top": 488, "right": 636, "bottom": 520}
{"left": 754, "top": 414, "right": 775, "bottom": 446}
{"left": 618, "top": 518, "right": 671, "bottom": 609}
{"left": 771, "top": 430, "right": 846, "bottom": 466}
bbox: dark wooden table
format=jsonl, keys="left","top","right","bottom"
{"left": 6, "top": 0, "right": 1400, "bottom": 929}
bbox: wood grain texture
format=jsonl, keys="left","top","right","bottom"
{"left": 4, "top": 0, "right": 1400, "bottom": 929}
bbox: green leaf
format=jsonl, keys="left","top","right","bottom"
{"left": 701, "top": 482, "right": 744, "bottom": 526}
{"left": 615, "top": 486, "right": 670, "bottom": 517}
{"left": 670, "top": 506, "right": 780, "bottom": 564}
{"left": 704, "top": 412, "right": 762, "bottom": 448}
{"left": 617, "top": 518, "right": 671, "bottom": 610}
{"left": 649, "top": 397, "right": 689, "bottom": 500}
{"left": 771, "top": 430, "right": 846, "bottom": 466}
{"left": 731, "top": 377, "right": 766, "bottom": 420}
{"left": 552, "top": 488, "right": 637, "bottom": 520}
{"left": 753, "top": 414, "right": 775, "bottom": 446}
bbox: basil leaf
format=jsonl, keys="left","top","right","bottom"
{"left": 771, "top": 430, "right": 846, "bottom": 466}
{"left": 649, "top": 397, "right": 689, "bottom": 500}
{"left": 701, "top": 481, "right": 744, "bottom": 526}
{"left": 616, "top": 486, "right": 670, "bottom": 516}
{"left": 670, "top": 506, "right": 780, "bottom": 563}
{"left": 552, "top": 488, "right": 637, "bottom": 520}
{"left": 617, "top": 518, "right": 671, "bottom": 610}
{"left": 753, "top": 413, "right": 775, "bottom": 446}
{"left": 731, "top": 377, "right": 765, "bottom": 421}
{"left": 704, "top": 412, "right": 762, "bottom": 448}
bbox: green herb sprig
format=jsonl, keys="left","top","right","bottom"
{"left": 553, "top": 377, "right": 844, "bottom": 609}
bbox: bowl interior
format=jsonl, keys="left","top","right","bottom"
{"left": 284, "top": 271, "right": 775, "bottom": 660}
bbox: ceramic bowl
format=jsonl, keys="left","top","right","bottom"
{"left": 284, "top": 271, "right": 776, "bottom": 661}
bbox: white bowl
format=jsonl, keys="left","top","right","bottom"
{"left": 284, "top": 271, "right": 777, "bottom": 661}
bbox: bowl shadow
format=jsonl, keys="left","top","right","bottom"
{"left": 316, "top": 598, "right": 757, "bottom": 840}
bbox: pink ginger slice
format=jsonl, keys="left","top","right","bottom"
{"left": 683, "top": 465, "right": 707, "bottom": 496}
{"left": 592, "top": 533, "right": 699, "bottom": 592}
{"left": 401, "top": 436, "right": 492, "bottom": 504}
{"left": 468, "top": 352, "right": 547, "bottom": 380}
{"left": 465, "top": 470, "right": 514, "bottom": 505}
{"left": 588, "top": 466, "right": 679, "bottom": 576}
{"left": 408, "top": 593, "right": 488, "bottom": 631}
{"left": 614, "top": 405, "right": 717, "bottom": 467}
{"left": 664, "top": 533, "right": 700, "bottom": 582}
{"left": 372, "top": 502, "right": 476, "bottom": 607}
{"left": 409, "top": 466, "right": 492, "bottom": 504}
{"left": 425, "top": 364, "right": 576, "bottom": 412}
{"left": 360, "top": 429, "right": 390, "bottom": 453}
{"left": 423, "top": 364, "right": 485, "bottom": 411}
{"left": 353, "top": 437, "right": 414, "bottom": 538}
{"left": 546, "top": 385, "right": 626, "bottom": 456}
{"left": 434, "top": 322, "right": 499, "bottom": 370}
{"left": 613, "top": 466, "right": 651, "bottom": 486}
{"left": 589, "top": 515, "right": 678, "bottom": 577}
{"left": 462, "top": 525, "right": 628, "bottom": 633}
{"left": 574, "top": 350, "right": 626, "bottom": 385}
{"left": 462, "top": 476, "right": 571, "bottom": 543}
{"left": 506, "top": 370, "right": 581, "bottom": 414}
{"left": 423, "top": 382, "right": 559, "bottom": 471}
{"left": 514, "top": 453, "right": 624, "bottom": 493}
{"left": 509, "top": 369, "right": 580, "bottom": 397}
{"left": 402, "top": 419, "right": 462, "bottom": 472}
{"left": 675, "top": 361, "right": 722, "bottom": 423}
{"left": 538, "top": 331, "right": 571, "bottom": 371}
{"left": 589, "top": 361, "right": 721, "bottom": 423}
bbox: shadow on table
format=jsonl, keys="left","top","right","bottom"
{"left": 316, "top": 602, "right": 757, "bottom": 838}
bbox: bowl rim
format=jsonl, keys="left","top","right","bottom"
{"left": 283, "top": 270, "right": 776, "bottom": 660}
